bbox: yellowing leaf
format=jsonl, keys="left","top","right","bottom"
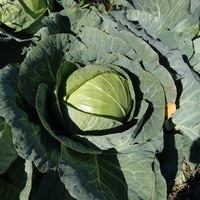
{"left": 166, "top": 102, "right": 176, "bottom": 118}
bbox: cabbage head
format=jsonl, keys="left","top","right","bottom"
{"left": 64, "top": 64, "right": 133, "bottom": 131}
{"left": 0, "top": 0, "right": 48, "bottom": 33}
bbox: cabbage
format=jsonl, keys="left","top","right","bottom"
{"left": 0, "top": 0, "right": 47, "bottom": 33}
{"left": 63, "top": 64, "right": 133, "bottom": 130}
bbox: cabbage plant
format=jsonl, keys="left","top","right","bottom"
{"left": 0, "top": 23, "right": 167, "bottom": 200}
{"left": 0, "top": 1, "right": 200, "bottom": 199}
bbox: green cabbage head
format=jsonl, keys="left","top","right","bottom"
{"left": 0, "top": 0, "right": 47, "bottom": 33}
{"left": 64, "top": 64, "right": 132, "bottom": 130}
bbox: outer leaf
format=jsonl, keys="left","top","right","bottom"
{"left": 35, "top": 8, "right": 104, "bottom": 44}
{"left": 110, "top": 10, "right": 146, "bottom": 38}
{"left": 190, "top": 37, "right": 200, "bottom": 74}
{"left": 126, "top": 0, "right": 199, "bottom": 58}
{"left": 173, "top": 77, "right": 200, "bottom": 146}
{"left": 59, "top": 144, "right": 166, "bottom": 200}
{"left": 59, "top": 145, "right": 128, "bottom": 200}
{"left": 37, "top": 171, "right": 75, "bottom": 200}
{"left": 0, "top": 64, "right": 60, "bottom": 172}
{"left": 64, "top": 48, "right": 118, "bottom": 67}
{"left": 19, "top": 160, "right": 33, "bottom": 200}
{"left": 118, "top": 147, "right": 166, "bottom": 199}
{"left": 153, "top": 157, "right": 168, "bottom": 199}
{"left": 191, "top": 0, "right": 200, "bottom": 11}
{"left": 66, "top": 8, "right": 104, "bottom": 34}
{"left": 35, "top": 11, "right": 71, "bottom": 42}
{"left": 0, "top": 158, "right": 31, "bottom": 200}
{"left": 54, "top": 61, "right": 79, "bottom": 131}
{"left": 136, "top": 70, "right": 165, "bottom": 141}
{"left": 126, "top": 0, "right": 197, "bottom": 37}
{"left": 80, "top": 27, "right": 137, "bottom": 59}
{"left": 0, "top": 117, "right": 17, "bottom": 175}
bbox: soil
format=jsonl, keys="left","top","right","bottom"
{"left": 167, "top": 160, "right": 200, "bottom": 200}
